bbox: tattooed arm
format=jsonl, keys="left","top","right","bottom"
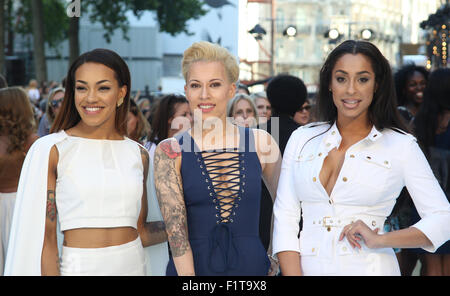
{"left": 41, "top": 145, "right": 60, "bottom": 276}
{"left": 154, "top": 138, "right": 195, "bottom": 276}
{"left": 137, "top": 146, "right": 168, "bottom": 247}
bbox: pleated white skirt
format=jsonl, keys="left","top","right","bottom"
{"left": 60, "top": 237, "right": 146, "bottom": 276}
{"left": 0, "top": 192, "right": 16, "bottom": 276}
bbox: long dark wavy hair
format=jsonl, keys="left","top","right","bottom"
{"left": 316, "top": 40, "right": 409, "bottom": 134}
{"left": 414, "top": 68, "right": 450, "bottom": 156}
{"left": 51, "top": 48, "right": 131, "bottom": 135}
{"left": 149, "top": 94, "right": 189, "bottom": 144}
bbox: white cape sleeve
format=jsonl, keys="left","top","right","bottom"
{"left": 4, "top": 132, "right": 67, "bottom": 275}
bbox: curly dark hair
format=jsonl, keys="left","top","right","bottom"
{"left": 394, "top": 63, "right": 429, "bottom": 107}
{"left": 0, "top": 87, "right": 36, "bottom": 153}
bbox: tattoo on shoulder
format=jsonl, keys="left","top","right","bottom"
{"left": 159, "top": 140, "right": 181, "bottom": 159}
{"left": 46, "top": 190, "right": 57, "bottom": 222}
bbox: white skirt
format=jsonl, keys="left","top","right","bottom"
{"left": 60, "top": 237, "right": 146, "bottom": 276}
{"left": 0, "top": 192, "right": 16, "bottom": 276}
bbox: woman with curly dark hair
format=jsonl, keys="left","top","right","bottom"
{"left": 0, "top": 87, "right": 38, "bottom": 275}
{"left": 394, "top": 64, "right": 429, "bottom": 125}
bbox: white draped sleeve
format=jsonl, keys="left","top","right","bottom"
{"left": 4, "top": 132, "right": 67, "bottom": 275}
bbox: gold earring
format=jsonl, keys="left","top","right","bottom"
{"left": 117, "top": 97, "right": 124, "bottom": 107}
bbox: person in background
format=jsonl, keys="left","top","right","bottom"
{"left": 128, "top": 96, "right": 169, "bottom": 276}
{"left": 138, "top": 97, "right": 152, "bottom": 124}
{"left": 273, "top": 40, "right": 450, "bottom": 276}
{"left": 37, "top": 87, "right": 65, "bottom": 137}
{"left": 251, "top": 91, "right": 272, "bottom": 125}
{"left": 227, "top": 93, "right": 259, "bottom": 128}
{"left": 236, "top": 83, "right": 250, "bottom": 95}
{"left": 0, "top": 87, "right": 39, "bottom": 275}
{"left": 411, "top": 67, "right": 450, "bottom": 276}
{"left": 127, "top": 99, "right": 151, "bottom": 145}
{"left": 265, "top": 74, "right": 307, "bottom": 155}
{"left": 146, "top": 94, "right": 192, "bottom": 162}
{"left": 26, "top": 79, "right": 40, "bottom": 106}
{"left": 391, "top": 63, "right": 429, "bottom": 275}
{"left": 293, "top": 99, "right": 312, "bottom": 126}
{"left": 395, "top": 64, "right": 428, "bottom": 126}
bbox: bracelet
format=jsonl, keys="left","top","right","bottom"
{"left": 267, "top": 254, "right": 279, "bottom": 264}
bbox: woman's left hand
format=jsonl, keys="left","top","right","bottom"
{"left": 339, "top": 220, "right": 383, "bottom": 249}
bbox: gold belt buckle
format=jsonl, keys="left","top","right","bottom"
{"left": 323, "top": 216, "right": 333, "bottom": 232}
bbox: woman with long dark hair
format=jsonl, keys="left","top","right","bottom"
{"left": 273, "top": 40, "right": 450, "bottom": 275}
{"left": 412, "top": 68, "right": 450, "bottom": 275}
{"left": 145, "top": 94, "right": 192, "bottom": 162}
{"left": 5, "top": 48, "right": 167, "bottom": 275}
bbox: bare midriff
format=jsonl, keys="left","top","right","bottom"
{"left": 62, "top": 227, "right": 139, "bottom": 248}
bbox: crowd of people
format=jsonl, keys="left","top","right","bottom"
{"left": 0, "top": 39, "right": 449, "bottom": 276}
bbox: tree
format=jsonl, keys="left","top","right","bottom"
{"left": 0, "top": 0, "right": 5, "bottom": 75}
{"left": 67, "top": 0, "right": 208, "bottom": 65}
{"left": 16, "top": 0, "right": 69, "bottom": 82}
{"left": 30, "top": 0, "right": 47, "bottom": 83}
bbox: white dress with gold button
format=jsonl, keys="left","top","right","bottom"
{"left": 272, "top": 122, "right": 450, "bottom": 276}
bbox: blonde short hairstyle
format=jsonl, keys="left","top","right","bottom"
{"left": 182, "top": 41, "right": 239, "bottom": 84}
{"left": 227, "top": 94, "right": 259, "bottom": 119}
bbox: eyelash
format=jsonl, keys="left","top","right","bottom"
{"left": 335, "top": 77, "right": 369, "bottom": 83}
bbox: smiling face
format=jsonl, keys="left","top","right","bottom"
{"left": 405, "top": 71, "right": 427, "bottom": 106}
{"left": 184, "top": 61, "right": 236, "bottom": 122}
{"left": 330, "top": 53, "right": 377, "bottom": 125}
{"left": 73, "top": 62, "right": 127, "bottom": 133}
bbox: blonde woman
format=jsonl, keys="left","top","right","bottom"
{"left": 154, "top": 41, "right": 281, "bottom": 276}
{"left": 227, "top": 94, "right": 259, "bottom": 128}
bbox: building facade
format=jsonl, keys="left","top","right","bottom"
{"left": 239, "top": 0, "right": 443, "bottom": 91}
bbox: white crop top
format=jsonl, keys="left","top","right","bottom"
{"left": 55, "top": 134, "right": 143, "bottom": 231}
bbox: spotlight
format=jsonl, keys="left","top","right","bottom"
{"left": 283, "top": 25, "right": 297, "bottom": 38}
{"left": 328, "top": 28, "right": 340, "bottom": 40}
{"left": 361, "top": 29, "right": 374, "bottom": 40}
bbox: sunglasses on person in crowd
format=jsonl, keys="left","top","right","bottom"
{"left": 298, "top": 105, "right": 311, "bottom": 112}
{"left": 50, "top": 98, "right": 63, "bottom": 108}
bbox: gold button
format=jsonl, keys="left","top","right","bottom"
{"left": 318, "top": 153, "right": 322, "bottom": 157}
{"left": 312, "top": 248, "right": 315, "bottom": 252}
{"left": 313, "top": 177, "right": 317, "bottom": 182}
{"left": 343, "top": 177, "right": 348, "bottom": 182}
{"left": 350, "top": 154, "right": 355, "bottom": 158}
{"left": 384, "top": 161, "right": 389, "bottom": 165}
{"left": 327, "top": 227, "right": 331, "bottom": 232}
{"left": 331, "top": 131, "right": 336, "bottom": 135}
{"left": 372, "top": 221, "right": 376, "bottom": 226}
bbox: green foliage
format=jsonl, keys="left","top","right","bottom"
{"left": 16, "top": 0, "right": 69, "bottom": 49}
{"left": 87, "top": 0, "right": 208, "bottom": 42}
